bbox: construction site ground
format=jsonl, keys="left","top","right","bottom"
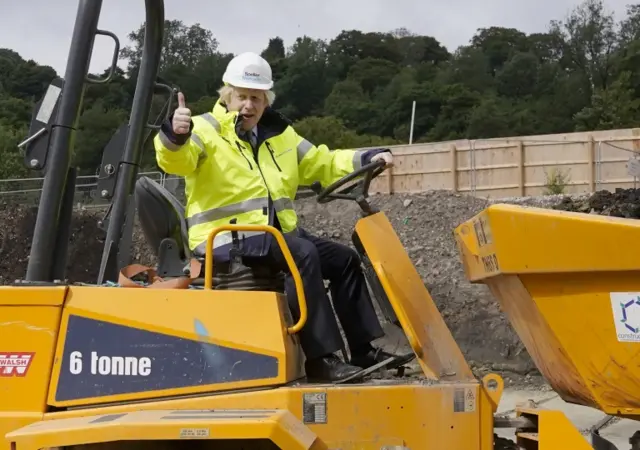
{"left": 2, "top": 186, "right": 640, "bottom": 445}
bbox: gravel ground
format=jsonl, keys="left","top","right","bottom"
{"left": 2, "top": 187, "right": 634, "bottom": 387}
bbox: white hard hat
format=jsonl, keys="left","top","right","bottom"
{"left": 222, "top": 52, "right": 274, "bottom": 90}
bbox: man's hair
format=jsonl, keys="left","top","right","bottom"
{"left": 218, "top": 85, "right": 276, "bottom": 106}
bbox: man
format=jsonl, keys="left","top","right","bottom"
{"left": 154, "top": 52, "right": 411, "bottom": 382}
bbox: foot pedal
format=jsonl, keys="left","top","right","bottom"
{"left": 335, "top": 356, "right": 397, "bottom": 384}
{"left": 386, "top": 352, "right": 416, "bottom": 371}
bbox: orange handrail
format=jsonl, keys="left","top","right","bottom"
{"left": 204, "top": 224, "right": 307, "bottom": 334}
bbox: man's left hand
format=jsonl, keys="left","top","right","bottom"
{"left": 371, "top": 151, "right": 394, "bottom": 168}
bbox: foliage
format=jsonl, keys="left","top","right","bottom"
{"left": 1, "top": 0, "right": 640, "bottom": 179}
{"left": 544, "top": 167, "right": 572, "bottom": 194}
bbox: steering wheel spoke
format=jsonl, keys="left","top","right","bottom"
{"left": 314, "top": 159, "right": 387, "bottom": 213}
{"left": 318, "top": 192, "right": 361, "bottom": 203}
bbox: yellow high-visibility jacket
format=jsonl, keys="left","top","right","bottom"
{"left": 153, "top": 100, "right": 387, "bottom": 261}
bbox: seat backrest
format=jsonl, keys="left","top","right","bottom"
{"left": 135, "top": 176, "right": 190, "bottom": 260}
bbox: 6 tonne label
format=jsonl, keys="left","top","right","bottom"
{"left": 68, "top": 351, "right": 152, "bottom": 376}
{"left": 55, "top": 314, "right": 279, "bottom": 402}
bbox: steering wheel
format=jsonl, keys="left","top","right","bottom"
{"left": 310, "top": 159, "right": 387, "bottom": 206}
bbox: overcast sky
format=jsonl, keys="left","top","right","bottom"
{"left": 1, "top": 0, "right": 633, "bottom": 75}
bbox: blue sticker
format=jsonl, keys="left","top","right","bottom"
{"left": 55, "top": 315, "right": 278, "bottom": 402}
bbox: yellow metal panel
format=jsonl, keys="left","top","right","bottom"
{"left": 456, "top": 203, "right": 640, "bottom": 279}
{"left": 35, "top": 382, "right": 488, "bottom": 449}
{"left": 48, "top": 286, "right": 303, "bottom": 407}
{"left": 63, "top": 286, "right": 289, "bottom": 353}
{"left": 522, "top": 272, "right": 640, "bottom": 414}
{"left": 486, "top": 275, "right": 595, "bottom": 407}
{"left": 0, "top": 287, "right": 64, "bottom": 450}
{"left": 517, "top": 409, "right": 592, "bottom": 449}
{"left": 7, "top": 409, "right": 317, "bottom": 450}
{"left": 355, "top": 211, "right": 474, "bottom": 381}
{"left": 0, "top": 286, "right": 67, "bottom": 306}
{"left": 455, "top": 204, "right": 640, "bottom": 414}
{"left": 0, "top": 301, "right": 62, "bottom": 412}
{"left": 0, "top": 413, "right": 42, "bottom": 450}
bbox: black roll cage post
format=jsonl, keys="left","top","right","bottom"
{"left": 18, "top": 0, "right": 172, "bottom": 285}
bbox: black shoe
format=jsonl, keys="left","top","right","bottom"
{"left": 305, "top": 354, "right": 364, "bottom": 383}
{"left": 350, "top": 347, "right": 415, "bottom": 371}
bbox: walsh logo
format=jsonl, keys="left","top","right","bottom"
{"left": 0, "top": 352, "right": 35, "bottom": 377}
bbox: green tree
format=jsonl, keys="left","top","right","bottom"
{"left": 120, "top": 20, "right": 219, "bottom": 73}
{"left": 73, "top": 100, "right": 128, "bottom": 174}
{"left": 293, "top": 116, "right": 398, "bottom": 149}
{"left": 574, "top": 71, "right": 640, "bottom": 130}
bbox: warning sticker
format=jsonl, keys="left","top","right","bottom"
{"left": 464, "top": 388, "right": 476, "bottom": 412}
{"left": 473, "top": 215, "right": 493, "bottom": 247}
{"left": 179, "top": 428, "right": 210, "bottom": 438}
{"left": 0, "top": 353, "right": 35, "bottom": 377}
{"left": 303, "top": 392, "right": 327, "bottom": 424}
{"left": 453, "top": 387, "right": 476, "bottom": 413}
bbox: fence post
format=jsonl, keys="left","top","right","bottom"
{"left": 450, "top": 144, "right": 457, "bottom": 192}
{"left": 633, "top": 129, "right": 640, "bottom": 189}
{"left": 588, "top": 134, "right": 595, "bottom": 193}
{"left": 518, "top": 140, "right": 525, "bottom": 196}
{"left": 387, "top": 156, "right": 394, "bottom": 194}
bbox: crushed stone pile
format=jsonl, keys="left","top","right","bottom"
{"left": 6, "top": 187, "right": 638, "bottom": 386}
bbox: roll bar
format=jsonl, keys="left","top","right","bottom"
{"left": 22, "top": 0, "right": 166, "bottom": 283}
{"left": 204, "top": 224, "right": 308, "bottom": 334}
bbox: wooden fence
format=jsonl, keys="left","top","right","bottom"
{"left": 369, "top": 127, "right": 640, "bottom": 198}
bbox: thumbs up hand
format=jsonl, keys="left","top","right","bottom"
{"left": 172, "top": 92, "right": 192, "bottom": 135}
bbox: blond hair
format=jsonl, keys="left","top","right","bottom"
{"left": 218, "top": 85, "right": 276, "bottom": 107}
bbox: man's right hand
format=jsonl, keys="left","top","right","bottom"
{"left": 172, "top": 92, "right": 191, "bottom": 134}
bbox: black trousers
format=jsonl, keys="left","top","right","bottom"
{"left": 263, "top": 228, "right": 385, "bottom": 360}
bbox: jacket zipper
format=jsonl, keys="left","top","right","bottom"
{"left": 235, "top": 141, "right": 253, "bottom": 170}
{"left": 237, "top": 137, "right": 275, "bottom": 229}
{"left": 265, "top": 141, "right": 282, "bottom": 172}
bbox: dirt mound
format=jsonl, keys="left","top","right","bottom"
{"left": 554, "top": 187, "right": 640, "bottom": 218}
{"left": 0, "top": 203, "right": 154, "bottom": 284}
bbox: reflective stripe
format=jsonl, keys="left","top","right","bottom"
{"left": 297, "top": 139, "right": 314, "bottom": 162}
{"left": 158, "top": 130, "right": 181, "bottom": 151}
{"left": 194, "top": 230, "right": 266, "bottom": 254}
{"left": 193, "top": 228, "right": 299, "bottom": 254}
{"left": 191, "top": 132, "right": 207, "bottom": 167}
{"left": 352, "top": 149, "right": 365, "bottom": 170}
{"left": 158, "top": 129, "right": 205, "bottom": 153}
{"left": 186, "top": 197, "right": 269, "bottom": 228}
{"left": 198, "top": 112, "right": 221, "bottom": 132}
{"left": 273, "top": 197, "right": 294, "bottom": 212}
{"left": 190, "top": 132, "right": 204, "bottom": 151}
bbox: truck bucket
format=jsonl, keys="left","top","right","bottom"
{"left": 455, "top": 203, "right": 640, "bottom": 416}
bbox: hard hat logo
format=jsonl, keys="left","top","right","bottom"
{"left": 223, "top": 52, "right": 274, "bottom": 90}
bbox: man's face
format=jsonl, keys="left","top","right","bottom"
{"left": 228, "top": 87, "right": 267, "bottom": 131}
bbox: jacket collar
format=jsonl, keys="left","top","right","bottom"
{"left": 211, "top": 99, "right": 292, "bottom": 141}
